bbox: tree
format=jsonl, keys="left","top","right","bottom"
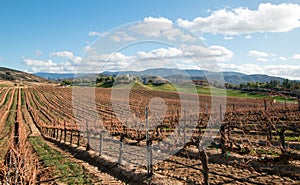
{"left": 61, "top": 80, "right": 73, "bottom": 86}
{"left": 282, "top": 79, "right": 291, "bottom": 89}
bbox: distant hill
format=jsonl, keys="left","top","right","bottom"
{"left": 34, "top": 72, "right": 90, "bottom": 80}
{"left": 35, "top": 72, "right": 77, "bottom": 80}
{"left": 223, "top": 73, "right": 285, "bottom": 85}
{"left": 103, "top": 68, "right": 287, "bottom": 85}
{"left": 0, "top": 67, "right": 48, "bottom": 85}
{"left": 34, "top": 68, "right": 291, "bottom": 85}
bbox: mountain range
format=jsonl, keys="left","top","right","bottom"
{"left": 34, "top": 68, "right": 289, "bottom": 85}
{"left": 0, "top": 67, "right": 294, "bottom": 86}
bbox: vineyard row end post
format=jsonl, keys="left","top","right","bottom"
{"left": 146, "top": 107, "right": 153, "bottom": 176}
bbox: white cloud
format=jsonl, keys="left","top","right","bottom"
{"left": 263, "top": 65, "right": 300, "bottom": 80}
{"left": 51, "top": 51, "right": 81, "bottom": 64}
{"left": 144, "top": 17, "right": 173, "bottom": 24}
{"left": 248, "top": 50, "right": 269, "bottom": 58}
{"left": 224, "top": 36, "right": 234, "bottom": 40}
{"left": 177, "top": 3, "right": 300, "bottom": 35}
{"left": 24, "top": 51, "right": 82, "bottom": 73}
{"left": 279, "top": 57, "right": 287, "bottom": 61}
{"left": 131, "top": 17, "right": 173, "bottom": 38}
{"left": 110, "top": 32, "right": 136, "bottom": 42}
{"left": 51, "top": 51, "right": 74, "bottom": 59}
{"left": 199, "top": 36, "right": 206, "bottom": 41}
{"left": 218, "top": 63, "right": 264, "bottom": 74}
{"left": 256, "top": 57, "right": 269, "bottom": 62}
{"left": 88, "top": 31, "right": 105, "bottom": 37}
{"left": 293, "top": 54, "right": 300, "bottom": 60}
{"left": 218, "top": 63, "right": 300, "bottom": 80}
{"left": 23, "top": 59, "right": 57, "bottom": 67}
{"left": 79, "top": 44, "right": 233, "bottom": 73}
{"left": 137, "top": 47, "right": 183, "bottom": 59}
{"left": 244, "top": 35, "right": 252, "bottom": 39}
{"left": 208, "top": 45, "right": 233, "bottom": 62}
{"left": 130, "top": 17, "right": 196, "bottom": 42}
{"left": 23, "top": 58, "right": 79, "bottom": 73}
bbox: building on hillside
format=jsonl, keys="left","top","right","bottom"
{"left": 193, "top": 80, "right": 209, "bottom": 86}
{"left": 142, "top": 76, "right": 169, "bottom": 85}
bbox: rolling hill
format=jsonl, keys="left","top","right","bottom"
{"left": 0, "top": 67, "right": 48, "bottom": 86}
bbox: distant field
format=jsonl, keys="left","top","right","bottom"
{"left": 113, "top": 82, "right": 296, "bottom": 102}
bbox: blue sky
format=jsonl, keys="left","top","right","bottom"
{"left": 1, "top": 0, "right": 300, "bottom": 80}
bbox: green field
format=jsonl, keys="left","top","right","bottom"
{"left": 112, "top": 82, "right": 296, "bottom": 102}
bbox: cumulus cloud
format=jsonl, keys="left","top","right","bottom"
{"left": 23, "top": 50, "right": 83, "bottom": 73}
{"left": 293, "top": 54, "right": 300, "bottom": 60}
{"left": 51, "top": 51, "right": 74, "bottom": 59}
{"left": 130, "top": 17, "right": 197, "bottom": 41}
{"left": 23, "top": 59, "right": 57, "bottom": 67}
{"left": 136, "top": 47, "right": 183, "bottom": 59}
{"left": 177, "top": 3, "right": 300, "bottom": 35}
{"left": 51, "top": 51, "right": 81, "bottom": 64}
{"left": 23, "top": 58, "right": 78, "bottom": 73}
{"left": 110, "top": 32, "right": 136, "bottom": 42}
{"left": 218, "top": 63, "right": 300, "bottom": 80}
{"left": 88, "top": 31, "right": 105, "bottom": 37}
{"left": 279, "top": 57, "right": 287, "bottom": 61}
{"left": 224, "top": 36, "right": 234, "bottom": 40}
{"left": 80, "top": 44, "right": 233, "bottom": 73}
{"left": 131, "top": 17, "right": 173, "bottom": 38}
{"left": 208, "top": 45, "right": 233, "bottom": 62}
{"left": 244, "top": 35, "right": 252, "bottom": 39}
{"left": 248, "top": 50, "right": 269, "bottom": 58}
{"left": 256, "top": 57, "right": 269, "bottom": 62}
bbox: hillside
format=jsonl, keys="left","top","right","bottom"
{"left": 0, "top": 67, "right": 48, "bottom": 86}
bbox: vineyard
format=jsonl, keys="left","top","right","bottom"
{"left": 0, "top": 85, "right": 299, "bottom": 184}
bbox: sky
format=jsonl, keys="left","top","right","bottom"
{"left": 1, "top": 0, "right": 300, "bottom": 80}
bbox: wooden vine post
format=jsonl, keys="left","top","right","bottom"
{"left": 220, "top": 104, "right": 226, "bottom": 154}
{"left": 279, "top": 126, "right": 287, "bottom": 153}
{"left": 199, "top": 147, "right": 209, "bottom": 185}
{"left": 146, "top": 107, "right": 153, "bottom": 176}
{"left": 99, "top": 132, "right": 103, "bottom": 156}
{"left": 298, "top": 96, "right": 300, "bottom": 111}
{"left": 266, "top": 122, "right": 273, "bottom": 145}
{"left": 70, "top": 130, "right": 73, "bottom": 145}
{"left": 77, "top": 131, "right": 80, "bottom": 147}
{"left": 64, "top": 121, "right": 67, "bottom": 143}
{"left": 59, "top": 129, "right": 62, "bottom": 141}
{"left": 264, "top": 99, "right": 267, "bottom": 111}
{"left": 86, "top": 120, "right": 91, "bottom": 151}
{"left": 118, "top": 135, "right": 124, "bottom": 164}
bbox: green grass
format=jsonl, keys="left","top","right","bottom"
{"left": 274, "top": 135, "right": 300, "bottom": 142}
{"left": 97, "top": 81, "right": 297, "bottom": 102}
{"left": 0, "top": 137, "right": 9, "bottom": 160}
{"left": 0, "top": 88, "right": 5, "bottom": 99}
{"left": 0, "top": 90, "right": 18, "bottom": 160}
{"left": 33, "top": 90, "right": 45, "bottom": 107}
{"left": 148, "top": 83, "right": 177, "bottom": 91}
{"left": 0, "top": 90, "right": 17, "bottom": 140}
{"left": 29, "top": 136, "right": 95, "bottom": 184}
{"left": 21, "top": 88, "right": 26, "bottom": 106}
{"left": 0, "top": 84, "right": 10, "bottom": 87}
{"left": 2, "top": 89, "right": 11, "bottom": 105}
{"left": 255, "top": 148, "right": 279, "bottom": 157}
